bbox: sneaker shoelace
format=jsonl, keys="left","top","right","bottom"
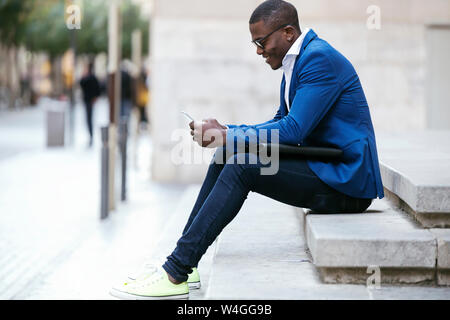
{"left": 129, "top": 262, "right": 160, "bottom": 281}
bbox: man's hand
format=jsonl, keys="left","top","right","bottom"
{"left": 190, "top": 118, "right": 227, "bottom": 148}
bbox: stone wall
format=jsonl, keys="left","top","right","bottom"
{"left": 148, "top": 0, "right": 450, "bottom": 182}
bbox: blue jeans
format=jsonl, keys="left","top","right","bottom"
{"left": 83, "top": 99, "right": 94, "bottom": 143}
{"left": 162, "top": 150, "right": 372, "bottom": 282}
{"left": 120, "top": 99, "right": 132, "bottom": 122}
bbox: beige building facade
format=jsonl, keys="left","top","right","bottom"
{"left": 148, "top": 0, "right": 450, "bottom": 182}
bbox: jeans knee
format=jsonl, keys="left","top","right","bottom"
{"left": 219, "top": 153, "right": 259, "bottom": 188}
{"left": 227, "top": 153, "right": 259, "bottom": 166}
{"left": 211, "top": 146, "right": 228, "bottom": 165}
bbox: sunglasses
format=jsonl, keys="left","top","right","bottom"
{"left": 251, "top": 23, "right": 293, "bottom": 49}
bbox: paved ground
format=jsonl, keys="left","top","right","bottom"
{"left": 0, "top": 98, "right": 189, "bottom": 299}
{"left": 1, "top": 98, "right": 449, "bottom": 300}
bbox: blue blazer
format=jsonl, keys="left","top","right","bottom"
{"left": 227, "top": 29, "right": 384, "bottom": 199}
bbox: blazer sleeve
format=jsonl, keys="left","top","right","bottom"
{"left": 225, "top": 104, "right": 284, "bottom": 129}
{"left": 226, "top": 51, "right": 343, "bottom": 147}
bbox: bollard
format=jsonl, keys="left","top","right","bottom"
{"left": 119, "top": 119, "right": 128, "bottom": 202}
{"left": 46, "top": 103, "right": 66, "bottom": 147}
{"left": 100, "top": 126, "right": 110, "bottom": 219}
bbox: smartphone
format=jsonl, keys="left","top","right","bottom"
{"left": 180, "top": 111, "right": 195, "bottom": 122}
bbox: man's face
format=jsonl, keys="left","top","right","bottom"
{"left": 249, "top": 20, "right": 293, "bottom": 70}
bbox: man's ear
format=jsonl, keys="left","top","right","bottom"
{"left": 284, "top": 26, "right": 296, "bottom": 42}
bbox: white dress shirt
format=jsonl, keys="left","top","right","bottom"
{"left": 281, "top": 28, "right": 310, "bottom": 111}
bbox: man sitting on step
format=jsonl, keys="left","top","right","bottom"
{"left": 110, "top": 0, "right": 384, "bottom": 300}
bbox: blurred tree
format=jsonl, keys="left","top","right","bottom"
{"left": 0, "top": 0, "right": 149, "bottom": 105}
{"left": 75, "top": 0, "right": 149, "bottom": 59}
{"left": 0, "top": 0, "right": 34, "bottom": 46}
{"left": 0, "top": 0, "right": 35, "bottom": 107}
{"left": 23, "top": 0, "right": 69, "bottom": 58}
{"left": 1, "top": 0, "right": 148, "bottom": 58}
{"left": 121, "top": 0, "right": 149, "bottom": 60}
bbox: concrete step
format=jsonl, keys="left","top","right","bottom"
{"left": 377, "top": 131, "right": 450, "bottom": 228}
{"left": 429, "top": 229, "right": 450, "bottom": 286}
{"left": 205, "top": 193, "right": 450, "bottom": 298}
{"left": 302, "top": 198, "right": 450, "bottom": 286}
{"left": 204, "top": 193, "right": 388, "bottom": 299}
{"left": 205, "top": 192, "right": 320, "bottom": 299}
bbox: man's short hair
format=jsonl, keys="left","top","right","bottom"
{"left": 249, "top": 0, "right": 300, "bottom": 33}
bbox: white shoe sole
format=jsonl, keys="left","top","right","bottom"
{"left": 188, "top": 281, "right": 201, "bottom": 290}
{"left": 109, "top": 288, "right": 189, "bottom": 300}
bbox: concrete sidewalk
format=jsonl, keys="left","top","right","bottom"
{"left": 1, "top": 99, "right": 449, "bottom": 300}
{"left": 0, "top": 98, "right": 189, "bottom": 299}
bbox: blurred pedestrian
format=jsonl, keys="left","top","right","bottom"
{"left": 79, "top": 62, "right": 101, "bottom": 147}
{"left": 135, "top": 68, "right": 149, "bottom": 131}
{"left": 120, "top": 65, "right": 133, "bottom": 124}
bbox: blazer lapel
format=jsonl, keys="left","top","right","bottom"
{"left": 280, "top": 74, "right": 288, "bottom": 115}
{"left": 298, "top": 29, "right": 317, "bottom": 59}
{"left": 288, "top": 29, "right": 318, "bottom": 107}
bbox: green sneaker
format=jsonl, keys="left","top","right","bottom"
{"left": 127, "top": 262, "right": 159, "bottom": 281}
{"left": 110, "top": 269, "right": 189, "bottom": 300}
{"left": 128, "top": 263, "right": 201, "bottom": 290}
{"left": 187, "top": 267, "right": 201, "bottom": 289}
